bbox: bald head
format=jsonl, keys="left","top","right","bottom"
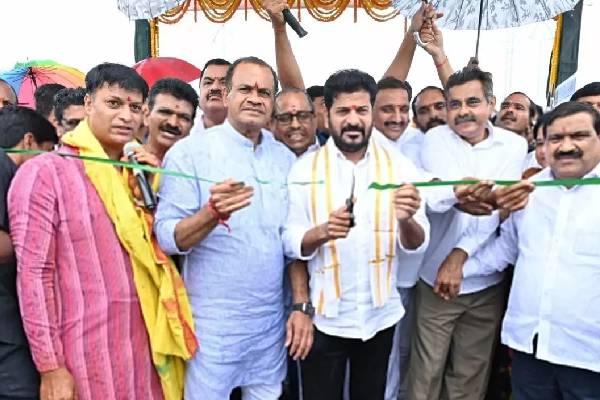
{"left": 0, "top": 79, "right": 17, "bottom": 108}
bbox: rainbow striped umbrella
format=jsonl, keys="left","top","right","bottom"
{"left": 0, "top": 60, "right": 85, "bottom": 108}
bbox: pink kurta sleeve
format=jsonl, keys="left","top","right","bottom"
{"left": 8, "top": 158, "right": 64, "bottom": 373}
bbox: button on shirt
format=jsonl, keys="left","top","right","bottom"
{"left": 419, "top": 123, "right": 527, "bottom": 294}
{"left": 466, "top": 165, "right": 600, "bottom": 373}
{"left": 284, "top": 139, "right": 430, "bottom": 340}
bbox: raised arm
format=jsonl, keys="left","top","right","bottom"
{"left": 264, "top": 0, "right": 305, "bottom": 90}
{"left": 383, "top": 2, "right": 432, "bottom": 80}
{"left": 420, "top": 20, "right": 454, "bottom": 87}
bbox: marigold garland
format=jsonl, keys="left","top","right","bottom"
{"left": 156, "top": 0, "right": 399, "bottom": 24}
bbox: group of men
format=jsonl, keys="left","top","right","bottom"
{"left": 0, "top": 1, "right": 600, "bottom": 400}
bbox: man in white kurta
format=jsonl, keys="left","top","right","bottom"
{"left": 284, "top": 69, "right": 430, "bottom": 400}
{"left": 155, "top": 57, "right": 295, "bottom": 400}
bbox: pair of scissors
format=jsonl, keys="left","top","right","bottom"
{"left": 345, "top": 173, "right": 355, "bottom": 228}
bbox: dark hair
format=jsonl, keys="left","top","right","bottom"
{"left": 533, "top": 103, "right": 543, "bottom": 119}
{"left": 376, "top": 77, "right": 412, "bottom": 101}
{"left": 542, "top": 101, "right": 600, "bottom": 138}
{"left": 34, "top": 83, "right": 65, "bottom": 117}
{"left": 505, "top": 91, "right": 536, "bottom": 119}
{"left": 0, "top": 78, "right": 18, "bottom": 103}
{"left": 532, "top": 113, "right": 545, "bottom": 138}
{"left": 224, "top": 56, "right": 279, "bottom": 94}
{"left": 446, "top": 67, "right": 494, "bottom": 101}
{"left": 202, "top": 58, "right": 231, "bottom": 76}
{"left": 306, "top": 85, "right": 324, "bottom": 101}
{"left": 85, "top": 63, "right": 148, "bottom": 100}
{"left": 274, "top": 88, "right": 314, "bottom": 114}
{"left": 570, "top": 82, "right": 600, "bottom": 102}
{"left": 323, "top": 69, "right": 378, "bottom": 110}
{"left": 411, "top": 86, "right": 444, "bottom": 117}
{"left": 0, "top": 105, "right": 58, "bottom": 147}
{"left": 148, "top": 78, "right": 199, "bottom": 119}
{"left": 53, "top": 88, "right": 85, "bottom": 122}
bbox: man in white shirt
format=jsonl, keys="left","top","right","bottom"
{"left": 284, "top": 69, "right": 430, "bottom": 400}
{"left": 495, "top": 92, "right": 536, "bottom": 143}
{"left": 445, "top": 101, "right": 600, "bottom": 399}
{"left": 190, "top": 58, "right": 231, "bottom": 135}
{"left": 411, "top": 86, "right": 447, "bottom": 133}
{"left": 372, "top": 76, "right": 423, "bottom": 167}
{"left": 370, "top": 75, "right": 430, "bottom": 400}
{"left": 407, "top": 67, "right": 528, "bottom": 400}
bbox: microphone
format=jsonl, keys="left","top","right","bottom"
{"left": 123, "top": 142, "right": 157, "bottom": 211}
{"left": 282, "top": 9, "right": 308, "bottom": 38}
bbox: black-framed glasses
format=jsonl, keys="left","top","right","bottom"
{"left": 274, "top": 111, "right": 314, "bottom": 125}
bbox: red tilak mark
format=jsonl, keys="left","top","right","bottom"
{"left": 126, "top": 96, "right": 132, "bottom": 102}
{"left": 350, "top": 105, "right": 359, "bottom": 111}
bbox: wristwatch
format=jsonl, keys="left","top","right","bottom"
{"left": 291, "top": 302, "right": 315, "bottom": 318}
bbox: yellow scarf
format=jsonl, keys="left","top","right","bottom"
{"left": 62, "top": 121, "right": 197, "bottom": 400}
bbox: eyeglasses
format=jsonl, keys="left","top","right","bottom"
{"left": 61, "top": 118, "right": 83, "bottom": 129}
{"left": 274, "top": 111, "right": 314, "bottom": 125}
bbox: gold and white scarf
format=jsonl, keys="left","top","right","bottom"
{"left": 308, "top": 139, "right": 398, "bottom": 317}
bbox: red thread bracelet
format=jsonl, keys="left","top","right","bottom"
{"left": 207, "top": 199, "right": 231, "bottom": 232}
{"left": 435, "top": 56, "right": 448, "bottom": 69}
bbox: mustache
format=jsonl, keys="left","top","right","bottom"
{"left": 207, "top": 89, "right": 222, "bottom": 99}
{"left": 554, "top": 149, "right": 583, "bottom": 160}
{"left": 455, "top": 115, "right": 477, "bottom": 124}
{"left": 341, "top": 124, "right": 365, "bottom": 135}
{"left": 384, "top": 120, "right": 406, "bottom": 128}
{"left": 426, "top": 117, "right": 445, "bottom": 130}
{"left": 160, "top": 123, "right": 182, "bottom": 136}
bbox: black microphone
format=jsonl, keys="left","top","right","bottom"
{"left": 123, "top": 142, "right": 157, "bottom": 211}
{"left": 282, "top": 9, "right": 308, "bottom": 38}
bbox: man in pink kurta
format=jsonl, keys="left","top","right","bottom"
{"left": 8, "top": 63, "right": 164, "bottom": 400}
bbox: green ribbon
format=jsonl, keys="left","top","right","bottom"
{"left": 6, "top": 149, "right": 599, "bottom": 189}
{"left": 368, "top": 177, "right": 600, "bottom": 190}
{"left": 4, "top": 149, "right": 321, "bottom": 186}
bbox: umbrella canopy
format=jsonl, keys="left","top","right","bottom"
{"left": 0, "top": 60, "right": 85, "bottom": 108}
{"left": 117, "top": 0, "right": 184, "bottom": 19}
{"left": 133, "top": 57, "right": 201, "bottom": 88}
{"left": 393, "top": 0, "right": 579, "bottom": 30}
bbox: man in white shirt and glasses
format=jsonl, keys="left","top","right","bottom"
{"left": 283, "top": 69, "right": 430, "bottom": 400}
{"left": 407, "top": 67, "right": 528, "bottom": 400}
{"left": 439, "top": 100, "right": 600, "bottom": 399}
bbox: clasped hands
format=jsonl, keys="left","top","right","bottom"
{"left": 453, "top": 178, "right": 535, "bottom": 216}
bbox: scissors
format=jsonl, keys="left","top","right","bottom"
{"left": 346, "top": 173, "right": 356, "bottom": 228}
